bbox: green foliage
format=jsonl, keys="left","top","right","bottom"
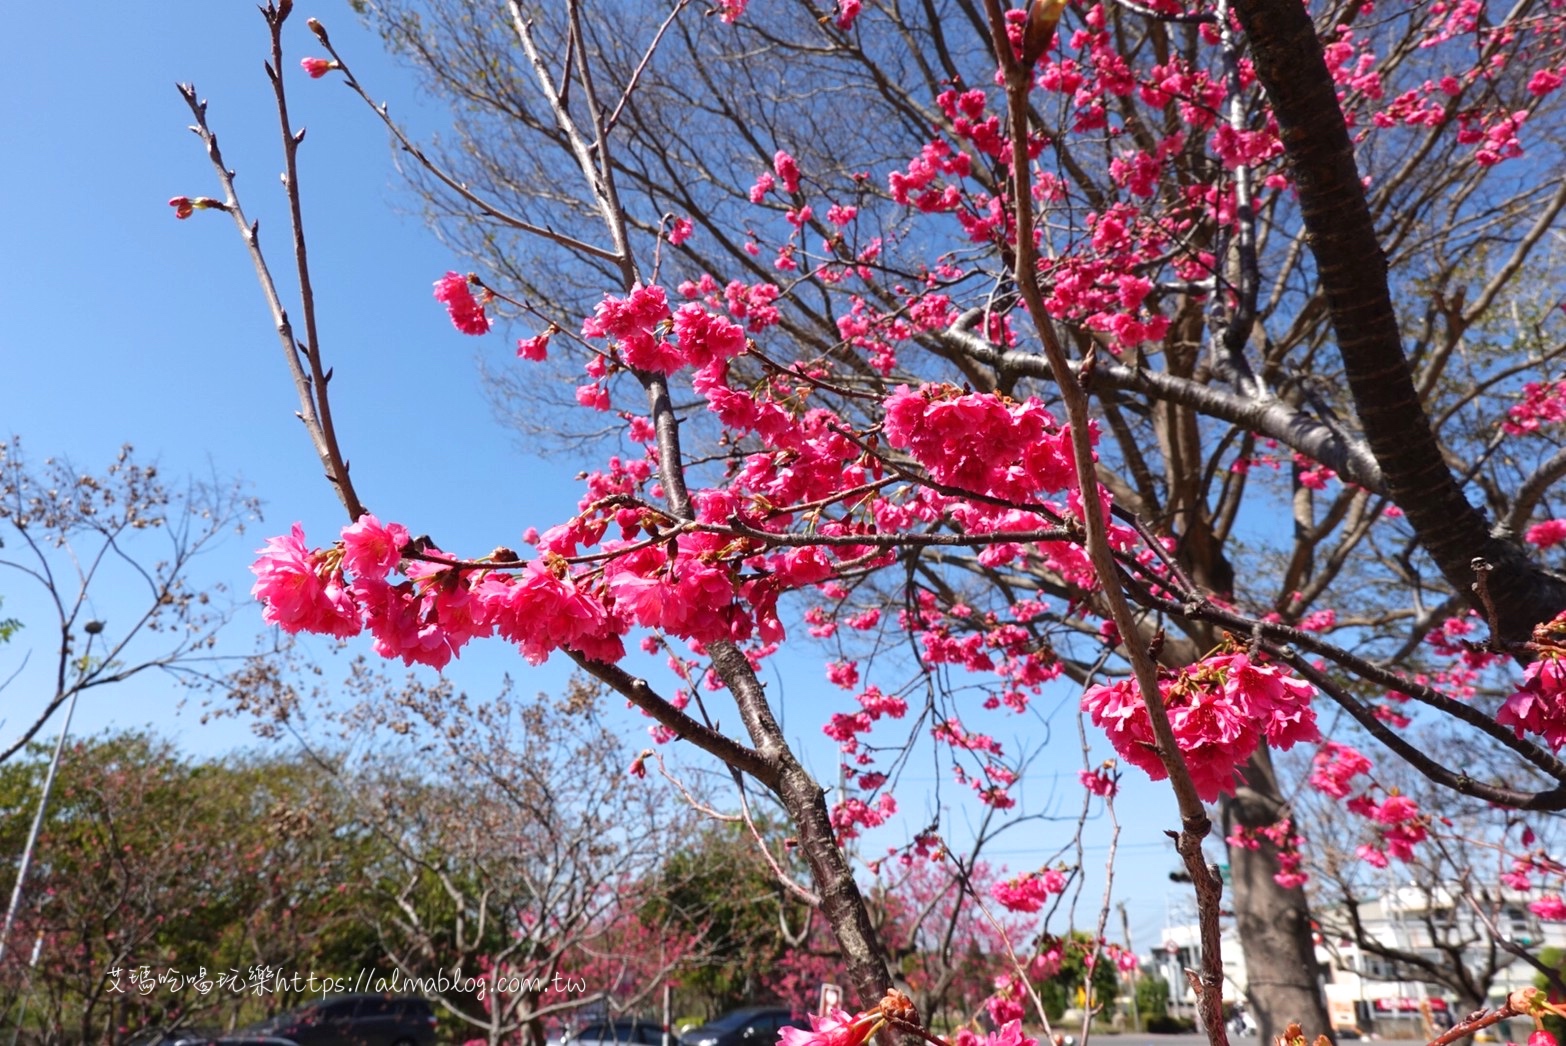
{"left": 0, "top": 731, "right": 384, "bottom": 1042}
{"left": 1135, "top": 973, "right": 1171, "bottom": 1021}
{"left": 1036, "top": 933, "right": 1123, "bottom": 1021}
{"left": 1535, "top": 947, "right": 1566, "bottom": 1045}
{"left": 644, "top": 817, "right": 809, "bottom": 1012}
{"left": 0, "top": 595, "right": 20, "bottom": 645}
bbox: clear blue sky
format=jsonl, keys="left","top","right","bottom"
{"left": 1, "top": 1, "right": 1204, "bottom": 961}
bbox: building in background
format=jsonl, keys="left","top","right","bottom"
{"left": 1157, "top": 883, "right": 1566, "bottom": 1039}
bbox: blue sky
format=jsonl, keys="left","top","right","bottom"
{"left": 1, "top": 0, "right": 1206, "bottom": 964}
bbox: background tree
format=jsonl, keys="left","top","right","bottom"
{"left": 648, "top": 816, "right": 818, "bottom": 1015}
{"left": 0, "top": 439, "right": 257, "bottom": 765}
{"left": 335, "top": 677, "right": 703, "bottom": 1046}
{"left": 0, "top": 732, "right": 379, "bottom": 1045}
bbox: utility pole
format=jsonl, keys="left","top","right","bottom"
{"left": 1119, "top": 901, "right": 1142, "bottom": 1033}
{"left": 0, "top": 623, "right": 100, "bottom": 964}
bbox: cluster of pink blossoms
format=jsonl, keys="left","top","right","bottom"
{"left": 577, "top": 283, "right": 749, "bottom": 381}
{"left": 1227, "top": 817, "right": 1308, "bottom": 889}
{"left": 1079, "top": 763, "right": 1118, "bottom": 797}
{"left": 882, "top": 383, "right": 1076, "bottom": 501}
{"left": 1504, "top": 380, "right": 1566, "bottom": 434}
{"left": 434, "top": 272, "right": 490, "bottom": 335}
{"left": 990, "top": 868, "right": 1069, "bottom": 913}
{"left": 1497, "top": 650, "right": 1566, "bottom": 750}
{"left": 1309, "top": 741, "right": 1374, "bottom": 798}
{"left": 1347, "top": 792, "right": 1429, "bottom": 867}
{"left": 250, "top": 514, "right": 631, "bottom": 670}
{"left": 1081, "top": 651, "right": 1320, "bottom": 801}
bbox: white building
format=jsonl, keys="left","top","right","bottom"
{"left": 1156, "top": 883, "right": 1566, "bottom": 1038}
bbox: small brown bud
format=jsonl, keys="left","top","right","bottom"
{"left": 878, "top": 988, "right": 918, "bottom": 1026}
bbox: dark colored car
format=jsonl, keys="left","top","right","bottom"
{"left": 128, "top": 1027, "right": 299, "bottom": 1046}
{"left": 562, "top": 1019, "right": 669, "bottom": 1046}
{"left": 244, "top": 994, "right": 438, "bottom": 1046}
{"left": 129, "top": 1032, "right": 298, "bottom": 1046}
{"left": 679, "top": 1008, "right": 808, "bottom": 1046}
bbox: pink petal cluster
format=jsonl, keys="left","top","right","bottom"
{"left": 953, "top": 1022, "right": 1036, "bottom": 1046}
{"left": 1309, "top": 741, "right": 1373, "bottom": 798}
{"left": 517, "top": 328, "right": 554, "bottom": 361}
{"left": 300, "top": 57, "right": 335, "bottom": 78}
{"left": 1078, "top": 765, "right": 1118, "bottom": 797}
{"left": 582, "top": 284, "right": 681, "bottom": 373}
{"left": 1530, "top": 895, "right": 1566, "bottom": 921}
{"left": 1347, "top": 792, "right": 1429, "bottom": 865}
{"left": 433, "top": 272, "right": 490, "bottom": 335}
{"left": 883, "top": 383, "right": 1076, "bottom": 500}
{"left": 777, "top": 1009, "right": 878, "bottom": 1046}
{"left": 1526, "top": 519, "right": 1566, "bottom": 549}
{"left": 773, "top": 150, "right": 802, "bottom": 193}
{"left": 985, "top": 976, "right": 1026, "bottom": 1026}
{"left": 1082, "top": 652, "right": 1320, "bottom": 802}
{"left": 989, "top": 868, "right": 1067, "bottom": 912}
{"left": 250, "top": 523, "right": 362, "bottom": 638}
{"left": 1497, "top": 655, "right": 1566, "bottom": 749}
{"left": 250, "top": 519, "right": 631, "bottom": 671}
{"left": 714, "top": 0, "right": 748, "bottom": 21}
{"left": 1504, "top": 380, "right": 1566, "bottom": 435}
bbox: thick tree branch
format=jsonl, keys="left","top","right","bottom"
{"left": 1231, "top": 0, "right": 1566, "bottom": 642}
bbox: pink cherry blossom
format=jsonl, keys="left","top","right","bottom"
{"left": 474, "top": 558, "right": 620, "bottom": 665}
{"left": 1530, "top": 895, "right": 1566, "bottom": 921}
{"left": 1309, "top": 741, "right": 1373, "bottom": 798}
{"left": 953, "top": 1022, "right": 1035, "bottom": 1046}
{"left": 833, "top": 0, "right": 863, "bottom": 31}
{"left": 1526, "top": 519, "right": 1566, "bottom": 548}
{"left": 1497, "top": 655, "right": 1566, "bottom": 749}
{"left": 250, "top": 523, "right": 362, "bottom": 638}
{"left": 774, "top": 150, "right": 802, "bottom": 193}
{"left": 433, "top": 272, "right": 490, "bottom": 335}
{"left": 778, "top": 1009, "right": 879, "bottom": 1046}
{"left": 1082, "top": 651, "right": 1319, "bottom": 801}
{"left": 1079, "top": 766, "right": 1118, "bottom": 797}
{"left": 989, "top": 870, "right": 1063, "bottom": 912}
{"left": 300, "top": 57, "right": 334, "bottom": 79}
{"left": 672, "top": 303, "right": 746, "bottom": 369}
{"left": 516, "top": 329, "right": 553, "bottom": 360}
{"left": 340, "top": 513, "right": 410, "bottom": 580}
{"left": 582, "top": 284, "right": 680, "bottom": 373}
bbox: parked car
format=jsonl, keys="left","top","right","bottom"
{"left": 129, "top": 1031, "right": 298, "bottom": 1046}
{"left": 553, "top": 1019, "right": 669, "bottom": 1046}
{"left": 243, "top": 994, "right": 438, "bottom": 1046}
{"left": 679, "top": 1008, "right": 809, "bottom": 1046}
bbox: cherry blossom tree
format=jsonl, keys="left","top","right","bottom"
{"left": 170, "top": 0, "right": 1566, "bottom": 1043}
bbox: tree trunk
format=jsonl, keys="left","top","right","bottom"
{"left": 1223, "top": 749, "right": 1334, "bottom": 1044}
{"left": 1230, "top": 0, "right": 1566, "bottom": 643}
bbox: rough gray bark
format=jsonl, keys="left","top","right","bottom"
{"left": 1223, "top": 751, "right": 1334, "bottom": 1045}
